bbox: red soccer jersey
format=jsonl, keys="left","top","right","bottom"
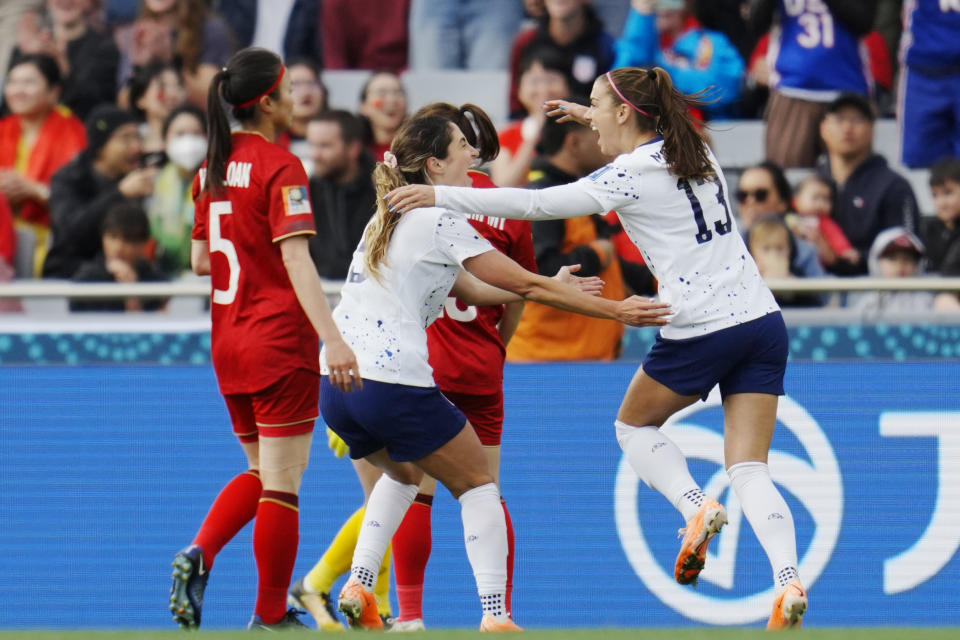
{"left": 192, "top": 133, "right": 319, "bottom": 395}
{"left": 427, "top": 170, "right": 537, "bottom": 395}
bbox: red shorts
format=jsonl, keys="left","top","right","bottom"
{"left": 224, "top": 368, "right": 320, "bottom": 443}
{"left": 441, "top": 389, "right": 504, "bottom": 446}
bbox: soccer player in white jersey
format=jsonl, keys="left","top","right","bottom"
{"left": 321, "top": 114, "right": 670, "bottom": 632}
{"left": 387, "top": 67, "right": 808, "bottom": 630}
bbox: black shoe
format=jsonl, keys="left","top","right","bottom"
{"left": 248, "top": 608, "right": 309, "bottom": 630}
{"left": 169, "top": 544, "right": 209, "bottom": 629}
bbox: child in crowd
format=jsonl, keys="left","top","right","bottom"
{"left": 70, "top": 201, "right": 167, "bottom": 312}
{"left": 923, "top": 157, "right": 960, "bottom": 308}
{"left": 846, "top": 227, "right": 935, "bottom": 313}
{"left": 788, "top": 174, "right": 859, "bottom": 269}
{"left": 747, "top": 216, "right": 822, "bottom": 307}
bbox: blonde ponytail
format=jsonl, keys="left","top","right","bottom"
{"left": 364, "top": 163, "right": 407, "bottom": 282}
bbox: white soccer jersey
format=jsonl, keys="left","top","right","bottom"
{"left": 434, "top": 138, "right": 779, "bottom": 339}
{"left": 321, "top": 207, "right": 495, "bottom": 386}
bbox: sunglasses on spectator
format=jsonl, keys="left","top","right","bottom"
{"left": 736, "top": 188, "right": 769, "bottom": 204}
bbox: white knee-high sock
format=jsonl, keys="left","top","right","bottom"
{"left": 727, "top": 461, "right": 799, "bottom": 589}
{"left": 351, "top": 474, "right": 418, "bottom": 590}
{"left": 616, "top": 421, "right": 706, "bottom": 521}
{"left": 458, "top": 483, "right": 508, "bottom": 618}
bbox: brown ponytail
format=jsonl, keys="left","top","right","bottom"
{"left": 412, "top": 102, "right": 500, "bottom": 163}
{"left": 605, "top": 67, "right": 714, "bottom": 181}
{"left": 364, "top": 115, "right": 455, "bottom": 282}
{"left": 202, "top": 47, "right": 284, "bottom": 196}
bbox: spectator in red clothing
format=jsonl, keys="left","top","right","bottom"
{"left": 275, "top": 58, "right": 328, "bottom": 174}
{"left": 321, "top": 0, "right": 410, "bottom": 72}
{"left": 491, "top": 47, "right": 572, "bottom": 187}
{"left": 788, "top": 174, "right": 860, "bottom": 271}
{"left": 0, "top": 192, "right": 15, "bottom": 270}
{"left": 358, "top": 72, "right": 407, "bottom": 162}
{"left": 508, "top": 0, "right": 615, "bottom": 120}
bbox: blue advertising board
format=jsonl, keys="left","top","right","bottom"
{"left": 0, "top": 361, "right": 958, "bottom": 629}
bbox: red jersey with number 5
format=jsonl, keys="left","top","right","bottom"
{"left": 192, "top": 132, "right": 319, "bottom": 395}
{"left": 426, "top": 171, "right": 536, "bottom": 395}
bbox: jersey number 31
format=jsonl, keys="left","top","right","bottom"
{"left": 676, "top": 178, "right": 733, "bottom": 245}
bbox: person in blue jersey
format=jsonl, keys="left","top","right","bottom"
{"left": 898, "top": 0, "right": 960, "bottom": 168}
{"left": 750, "top": 0, "right": 876, "bottom": 168}
{"left": 614, "top": 0, "right": 745, "bottom": 119}
{"left": 387, "top": 66, "right": 809, "bottom": 629}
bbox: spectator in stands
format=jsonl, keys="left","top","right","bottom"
{"left": 321, "top": 0, "right": 409, "bottom": 72}
{"left": 9, "top": 0, "right": 119, "bottom": 121}
{"left": 735, "top": 161, "right": 825, "bottom": 279}
{"left": 692, "top": 0, "right": 755, "bottom": 63}
{"left": 117, "top": 0, "right": 234, "bottom": 107}
{"left": 746, "top": 216, "right": 823, "bottom": 307}
{"left": 0, "top": 192, "right": 15, "bottom": 274}
{"left": 70, "top": 200, "right": 167, "bottom": 311}
{"left": 614, "top": 0, "right": 745, "bottom": 120}
{"left": 817, "top": 92, "right": 920, "bottom": 276}
{"left": 750, "top": 0, "right": 876, "bottom": 168}
{"left": 508, "top": 0, "right": 615, "bottom": 120}
{"left": 898, "top": 0, "right": 960, "bottom": 168}
{"left": 0, "top": 53, "right": 86, "bottom": 275}
{"left": 358, "top": 71, "right": 407, "bottom": 162}
{"left": 0, "top": 1, "right": 42, "bottom": 94}
{"left": 408, "top": 0, "right": 524, "bottom": 71}
{"left": 846, "top": 227, "right": 936, "bottom": 313}
{"left": 921, "top": 157, "right": 960, "bottom": 310}
{"left": 146, "top": 103, "right": 204, "bottom": 275}
{"left": 43, "top": 104, "right": 154, "bottom": 279}
{"left": 788, "top": 173, "right": 860, "bottom": 271}
{"left": 506, "top": 113, "right": 627, "bottom": 361}
{"left": 217, "top": 0, "right": 321, "bottom": 64}
{"left": 127, "top": 61, "right": 186, "bottom": 157}
{"left": 492, "top": 47, "right": 572, "bottom": 187}
{"left": 304, "top": 110, "right": 375, "bottom": 281}
{"left": 276, "top": 58, "right": 328, "bottom": 175}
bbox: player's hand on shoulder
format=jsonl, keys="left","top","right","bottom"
{"left": 325, "top": 338, "right": 363, "bottom": 392}
{"left": 326, "top": 427, "right": 349, "bottom": 458}
{"left": 385, "top": 185, "right": 435, "bottom": 214}
{"left": 615, "top": 296, "right": 672, "bottom": 327}
{"left": 544, "top": 99, "right": 589, "bottom": 125}
{"left": 554, "top": 264, "right": 605, "bottom": 296}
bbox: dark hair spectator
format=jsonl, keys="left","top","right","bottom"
{"left": 817, "top": 92, "right": 921, "bottom": 275}
{"left": 43, "top": 104, "right": 155, "bottom": 279}
{"left": 358, "top": 71, "right": 407, "bottom": 162}
{"left": 321, "top": 0, "right": 409, "bottom": 71}
{"left": 70, "top": 200, "right": 168, "bottom": 312}
{"left": 922, "top": 157, "right": 960, "bottom": 309}
{"left": 216, "top": 0, "right": 321, "bottom": 65}
{"left": 507, "top": 0, "right": 615, "bottom": 120}
{"left": 8, "top": 0, "right": 120, "bottom": 120}
{"left": 0, "top": 52, "right": 86, "bottom": 275}
{"left": 127, "top": 61, "right": 187, "bottom": 154}
{"left": 275, "top": 57, "right": 328, "bottom": 173}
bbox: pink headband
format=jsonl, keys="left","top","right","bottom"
{"left": 605, "top": 71, "right": 652, "bottom": 119}
{"left": 237, "top": 66, "right": 286, "bottom": 108}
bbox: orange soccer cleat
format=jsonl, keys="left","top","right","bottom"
{"left": 479, "top": 615, "right": 523, "bottom": 632}
{"left": 767, "top": 580, "right": 807, "bottom": 630}
{"left": 674, "top": 498, "right": 728, "bottom": 585}
{"left": 338, "top": 576, "right": 384, "bottom": 630}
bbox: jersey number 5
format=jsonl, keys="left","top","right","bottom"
{"left": 210, "top": 201, "right": 240, "bottom": 305}
{"left": 677, "top": 178, "right": 733, "bottom": 245}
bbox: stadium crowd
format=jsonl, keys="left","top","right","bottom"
{"left": 1, "top": 0, "right": 959, "bottom": 340}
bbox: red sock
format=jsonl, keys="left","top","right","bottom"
{"left": 192, "top": 469, "right": 261, "bottom": 570}
{"left": 253, "top": 491, "right": 299, "bottom": 625}
{"left": 392, "top": 494, "right": 433, "bottom": 621}
{"left": 502, "top": 498, "right": 515, "bottom": 616}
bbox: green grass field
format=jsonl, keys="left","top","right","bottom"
{"left": 3, "top": 630, "right": 957, "bottom": 640}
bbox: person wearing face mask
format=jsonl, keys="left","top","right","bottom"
{"left": 146, "top": 103, "right": 206, "bottom": 274}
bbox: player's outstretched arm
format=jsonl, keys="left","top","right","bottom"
{"left": 279, "top": 235, "right": 362, "bottom": 392}
{"left": 463, "top": 249, "right": 671, "bottom": 327}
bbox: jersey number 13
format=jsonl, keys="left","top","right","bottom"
{"left": 676, "top": 178, "right": 733, "bottom": 245}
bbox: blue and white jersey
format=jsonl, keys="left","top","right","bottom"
{"left": 901, "top": 0, "right": 960, "bottom": 71}
{"left": 434, "top": 139, "right": 779, "bottom": 339}
{"left": 321, "top": 208, "right": 494, "bottom": 387}
{"left": 769, "top": 0, "right": 870, "bottom": 99}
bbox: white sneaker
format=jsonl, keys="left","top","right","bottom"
{"left": 388, "top": 618, "right": 426, "bottom": 632}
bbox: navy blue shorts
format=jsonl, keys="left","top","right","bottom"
{"left": 642, "top": 312, "right": 787, "bottom": 401}
{"left": 320, "top": 377, "right": 467, "bottom": 462}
